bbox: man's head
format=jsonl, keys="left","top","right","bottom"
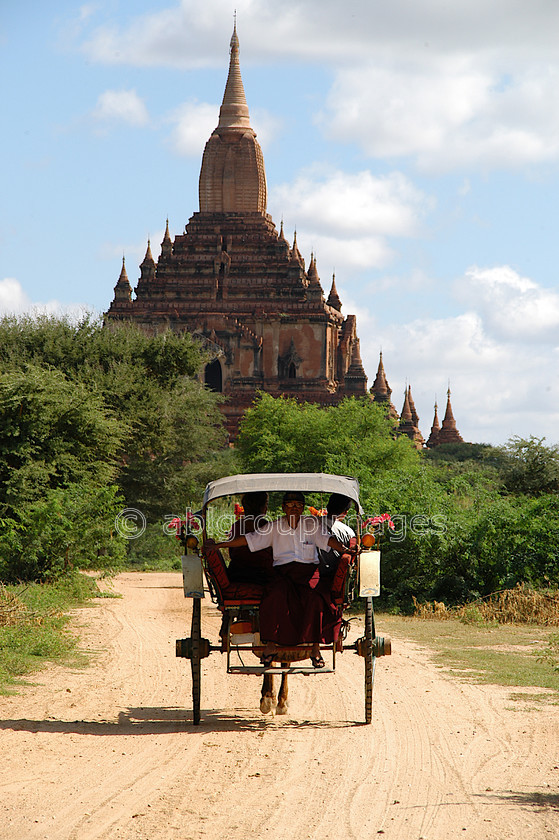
{"left": 282, "top": 490, "right": 305, "bottom": 512}
{"left": 326, "top": 493, "right": 352, "bottom": 517}
{"left": 241, "top": 491, "right": 268, "bottom": 516}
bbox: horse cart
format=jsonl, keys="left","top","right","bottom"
{"left": 175, "top": 472, "right": 391, "bottom": 724}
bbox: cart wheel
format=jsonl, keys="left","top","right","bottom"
{"left": 364, "top": 596, "right": 376, "bottom": 724}
{"left": 191, "top": 598, "right": 202, "bottom": 725}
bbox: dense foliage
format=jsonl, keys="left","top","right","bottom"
{"left": 0, "top": 314, "right": 231, "bottom": 581}
{"left": 2, "top": 315, "right": 557, "bottom": 606}
{"left": 238, "top": 394, "right": 559, "bottom": 610}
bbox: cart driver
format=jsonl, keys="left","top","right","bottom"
{"left": 211, "top": 491, "right": 358, "bottom": 668}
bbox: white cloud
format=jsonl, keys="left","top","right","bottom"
{"left": 168, "top": 101, "right": 218, "bottom": 156}
{"left": 269, "top": 168, "right": 431, "bottom": 273}
{"left": 250, "top": 108, "right": 283, "bottom": 152}
{"left": 0, "top": 278, "right": 90, "bottom": 321}
{"left": 76, "top": 1, "right": 559, "bottom": 67}
{"left": 74, "top": 2, "right": 559, "bottom": 171}
{"left": 454, "top": 265, "right": 559, "bottom": 342}
{"left": 0, "top": 278, "right": 31, "bottom": 314}
{"left": 319, "top": 62, "right": 559, "bottom": 172}
{"left": 91, "top": 89, "right": 149, "bottom": 127}
{"left": 79, "top": 0, "right": 235, "bottom": 68}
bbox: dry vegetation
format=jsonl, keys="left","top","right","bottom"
{"left": 0, "top": 584, "right": 41, "bottom": 627}
{"left": 413, "top": 584, "right": 559, "bottom": 626}
{"left": 0, "top": 584, "right": 35, "bottom": 627}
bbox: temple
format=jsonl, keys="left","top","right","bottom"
{"left": 106, "top": 24, "right": 366, "bottom": 437}
{"left": 429, "top": 388, "right": 464, "bottom": 447}
{"left": 105, "top": 25, "right": 463, "bottom": 446}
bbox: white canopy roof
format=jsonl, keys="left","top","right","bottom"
{"left": 202, "top": 472, "right": 363, "bottom": 513}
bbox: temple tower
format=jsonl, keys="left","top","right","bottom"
{"left": 426, "top": 401, "right": 441, "bottom": 448}
{"left": 370, "top": 352, "right": 398, "bottom": 419}
{"left": 105, "top": 25, "right": 367, "bottom": 436}
{"left": 435, "top": 388, "right": 464, "bottom": 445}
{"left": 398, "top": 385, "right": 424, "bottom": 449}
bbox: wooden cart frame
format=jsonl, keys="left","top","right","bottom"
{"left": 176, "top": 472, "right": 391, "bottom": 724}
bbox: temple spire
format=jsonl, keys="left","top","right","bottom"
{"left": 370, "top": 351, "right": 391, "bottom": 400}
{"left": 400, "top": 388, "right": 412, "bottom": 422}
{"left": 137, "top": 238, "right": 156, "bottom": 286}
{"left": 112, "top": 256, "right": 132, "bottom": 302}
{"left": 199, "top": 24, "right": 267, "bottom": 213}
{"left": 160, "top": 218, "right": 172, "bottom": 258}
{"left": 426, "top": 400, "right": 441, "bottom": 448}
{"left": 142, "top": 239, "right": 154, "bottom": 265}
{"left": 218, "top": 20, "right": 251, "bottom": 131}
{"left": 290, "top": 230, "right": 305, "bottom": 268}
{"left": 399, "top": 385, "right": 424, "bottom": 449}
{"left": 307, "top": 253, "right": 320, "bottom": 284}
{"left": 369, "top": 351, "right": 398, "bottom": 419}
{"left": 327, "top": 273, "right": 342, "bottom": 311}
{"left": 436, "top": 387, "right": 464, "bottom": 445}
{"left": 344, "top": 337, "right": 368, "bottom": 395}
{"left": 407, "top": 384, "right": 420, "bottom": 427}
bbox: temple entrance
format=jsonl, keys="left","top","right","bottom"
{"left": 204, "top": 359, "right": 223, "bottom": 392}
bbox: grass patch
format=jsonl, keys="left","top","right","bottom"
{"left": 376, "top": 612, "right": 559, "bottom": 698}
{"left": 0, "top": 572, "right": 103, "bottom": 694}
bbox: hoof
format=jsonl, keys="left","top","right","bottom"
{"left": 276, "top": 701, "right": 288, "bottom": 716}
{"left": 260, "top": 695, "right": 276, "bottom": 715}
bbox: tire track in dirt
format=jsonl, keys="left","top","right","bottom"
{"left": 0, "top": 573, "right": 557, "bottom": 840}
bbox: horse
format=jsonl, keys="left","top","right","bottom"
{"left": 260, "top": 665, "right": 289, "bottom": 715}
{"left": 258, "top": 647, "right": 315, "bottom": 715}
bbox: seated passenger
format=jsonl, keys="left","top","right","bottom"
{"left": 318, "top": 493, "right": 356, "bottom": 579}
{"left": 227, "top": 492, "right": 273, "bottom": 586}
{"left": 213, "top": 491, "right": 358, "bottom": 668}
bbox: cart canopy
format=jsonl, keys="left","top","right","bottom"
{"left": 202, "top": 472, "right": 363, "bottom": 514}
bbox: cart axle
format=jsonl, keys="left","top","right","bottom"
{"left": 352, "top": 635, "right": 392, "bottom": 657}
{"left": 176, "top": 637, "right": 211, "bottom": 659}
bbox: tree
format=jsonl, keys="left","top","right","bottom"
{"left": 238, "top": 393, "right": 419, "bottom": 485}
{"left": 0, "top": 364, "right": 127, "bottom": 581}
{"left": 0, "top": 364, "right": 124, "bottom": 516}
{"left": 499, "top": 436, "right": 559, "bottom": 496}
{"left": 0, "top": 314, "right": 228, "bottom": 521}
{"left": 0, "top": 314, "right": 231, "bottom": 579}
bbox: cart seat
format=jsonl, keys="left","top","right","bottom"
{"left": 203, "top": 543, "right": 264, "bottom": 607}
{"left": 330, "top": 537, "right": 357, "bottom": 606}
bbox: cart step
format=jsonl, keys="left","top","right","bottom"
{"left": 227, "top": 664, "right": 335, "bottom": 675}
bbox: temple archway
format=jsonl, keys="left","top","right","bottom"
{"left": 204, "top": 358, "right": 223, "bottom": 392}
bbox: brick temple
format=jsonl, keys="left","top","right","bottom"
{"left": 105, "top": 25, "right": 463, "bottom": 447}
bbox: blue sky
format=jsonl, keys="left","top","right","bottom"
{"left": 2, "top": 1, "right": 559, "bottom": 446}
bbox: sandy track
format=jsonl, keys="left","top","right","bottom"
{"left": 0, "top": 572, "right": 558, "bottom": 840}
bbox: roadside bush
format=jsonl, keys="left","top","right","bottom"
{"left": 0, "top": 484, "right": 127, "bottom": 582}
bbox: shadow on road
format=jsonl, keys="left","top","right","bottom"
{"left": 482, "top": 790, "right": 559, "bottom": 811}
{"left": 0, "top": 706, "right": 364, "bottom": 735}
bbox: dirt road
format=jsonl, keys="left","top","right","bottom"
{"left": 0, "top": 572, "right": 557, "bottom": 840}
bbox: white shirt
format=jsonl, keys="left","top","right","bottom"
{"left": 330, "top": 517, "right": 356, "bottom": 546}
{"left": 245, "top": 515, "right": 331, "bottom": 566}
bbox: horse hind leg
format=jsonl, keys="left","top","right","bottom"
{"left": 276, "top": 666, "right": 289, "bottom": 715}
{"left": 260, "top": 672, "right": 277, "bottom": 715}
